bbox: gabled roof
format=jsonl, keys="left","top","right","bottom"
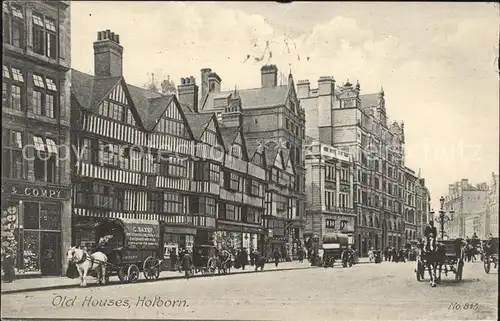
{"left": 183, "top": 113, "right": 214, "bottom": 140}
{"left": 71, "top": 69, "right": 184, "bottom": 132}
{"left": 201, "top": 85, "right": 289, "bottom": 111}
{"left": 219, "top": 127, "right": 240, "bottom": 150}
{"left": 360, "top": 93, "right": 380, "bottom": 109}
{"left": 146, "top": 95, "right": 175, "bottom": 129}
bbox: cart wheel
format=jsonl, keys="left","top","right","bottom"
{"left": 484, "top": 257, "right": 490, "bottom": 274}
{"left": 143, "top": 257, "right": 160, "bottom": 280}
{"left": 127, "top": 264, "right": 140, "bottom": 283}
{"left": 117, "top": 267, "right": 127, "bottom": 282}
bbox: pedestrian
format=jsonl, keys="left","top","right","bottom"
{"left": 383, "top": 247, "right": 388, "bottom": 261}
{"left": 250, "top": 248, "right": 255, "bottom": 266}
{"left": 181, "top": 249, "right": 192, "bottom": 280}
{"left": 170, "top": 248, "right": 178, "bottom": 271}
{"left": 2, "top": 250, "right": 15, "bottom": 283}
{"left": 273, "top": 248, "right": 280, "bottom": 267}
{"left": 240, "top": 248, "right": 248, "bottom": 270}
{"left": 298, "top": 248, "right": 304, "bottom": 263}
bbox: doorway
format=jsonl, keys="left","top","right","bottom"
{"left": 41, "top": 232, "right": 61, "bottom": 276}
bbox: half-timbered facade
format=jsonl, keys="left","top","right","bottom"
{"left": 2, "top": 0, "right": 72, "bottom": 277}
{"left": 214, "top": 90, "right": 267, "bottom": 253}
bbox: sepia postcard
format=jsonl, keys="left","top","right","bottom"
{"left": 1, "top": 1, "right": 499, "bottom": 320}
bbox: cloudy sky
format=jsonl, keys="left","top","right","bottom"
{"left": 71, "top": 2, "right": 499, "bottom": 208}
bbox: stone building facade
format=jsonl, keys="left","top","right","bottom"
{"left": 480, "top": 173, "right": 498, "bottom": 238}
{"left": 403, "top": 167, "right": 418, "bottom": 242}
{"left": 298, "top": 77, "right": 411, "bottom": 255}
{"left": 444, "top": 179, "right": 488, "bottom": 238}
{"left": 2, "top": 0, "right": 72, "bottom": 276}
{"left": 304, "top": 141, "right": 355, "bottom": 245}
{"left": 415, "top": 177, "right": 431, "bottom": 239}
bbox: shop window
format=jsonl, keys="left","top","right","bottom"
{"left": 40, "top": 203, "right": 61, "bottom": 230}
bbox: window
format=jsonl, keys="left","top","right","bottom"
{"left": 74, "top": 182, "right": 91, "bottom": 205}
{"left": 250, "top": 179, "right": 260, "bottom": 196}
{"left": 325, "top": 190, "right": 335, "bottom": 210}
{"left": 32, "top": 74, "right": 57, "bottom": 118}
{"left": 326, "top": 219, "right": 335, "bottom": 228}
{"left": 229, "top": 172, "right": 240, "bottom": 191}
{"left": 285, "top": 119, "right": 290, "bottom": 130}
{"left": 224, "top": 204, "right": 241, "bottom": 221}
{"left": 160, "top": 155, "right": 187, "bottom": 178}
{"left": 98, "top": 141, "right": 120, "bottom": 167}
{"left": 164, "top": 193, "right": 185, "bottom": 213}
{"left": 158, "top": 116, "right": 185, "bottom": 137}
{"left": 209, "top": 163, "right": 219, "bottom": 183}
{"left": 199, "top": 197, "right": 216, "bottom": 217}
{"left": 194, "top": 162, "right": 210, "bottom": 181}
{"left": 92, "top": 184, "right": 124, "bottom": 210}
{"left": 148, "top": 192, "right": 162, "bottom": 213}
{"left": 1, "top": 129, "right": 24, "bottom": 179}
{"left": 2, "top": 66, "right": 24, "bottom": 110}
{"left": 3, "top": 3, "right": 24, "bottom": 48}
{"left": 32, "top": 12, "right": 57, "bottom": 58}
{"left": 32, "top": 136, "right": 58, "bottom": 183}
{"left": 231, "top": 144, "right": 241, "bottom": 158}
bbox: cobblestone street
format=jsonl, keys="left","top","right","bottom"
{"left": 1, "top": 261, "right": 497, "bottom": 320}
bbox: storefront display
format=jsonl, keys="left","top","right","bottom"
{"left": 1, "top": 202, "right": 18, "bottom": 270}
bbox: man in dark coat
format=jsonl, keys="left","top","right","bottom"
{"left": 240, "top": 248, "right": 248, "bottom": 270}
{"left": 181, "top": 250, "right": 192, "bottom": 280}
{"left": 2, "top": 250, "right": 15, "bottom": 283}
{"left": 273, "top": 248, "right": 281, "bottom": 267}
{"left": 249, "top": 248, "right": 255, "bottom": 266}
{"left": 424, "top": 221, "right": 438, "bottom": 251}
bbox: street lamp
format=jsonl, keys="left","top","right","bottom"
{"left": 430, "top": 196, "right": 455, "bottom": 240}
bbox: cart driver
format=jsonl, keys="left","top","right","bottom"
{"left": 424, "top": 220, "right": 437, "bottom": 251}
{"left": 98, "top": 235, "right": 114, "bottom": 247}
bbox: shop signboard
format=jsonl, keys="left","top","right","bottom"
{"left": 1, "top": 182, "right": 69, "bottom": 200}
{"left": 121, "top": 219, "right": 160, "bottom": 250}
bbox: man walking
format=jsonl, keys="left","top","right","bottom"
{"left": 273, "top": 248, "right": 281, "bottom": 267}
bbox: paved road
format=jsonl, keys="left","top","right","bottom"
{"left": 1, "top": 261, "right": 497, "bottom": 320}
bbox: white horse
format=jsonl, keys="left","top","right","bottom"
{"left": 66, "top": 247, "right": 108, "bottom": 287}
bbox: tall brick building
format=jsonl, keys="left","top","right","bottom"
{"left": 298, "top": 77, "right": 410, "bottom": 255}
{"left": 2, "top": 0, "right": 72, "bottom": 276}
{"left": 304, "top": 141, "right": 355, "bottom": 245}
{"left": 199, "top": 65, "right": 306, "bottom": 259}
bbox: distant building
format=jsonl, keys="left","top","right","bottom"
{"left": 481, "top": 173, "right": 499, "bottom": 238}
{"left": 298, "top": 77, "right": 409, "bottom": 255}
{"left": 444, "top": 179, "right": 488, "bottom": 238}
{"left": 403, "top": 168, "right": 418, "bottom": 242}
{"left": 415, "top": 177, "right": 431, "bottom": 239}
{"left": 304, "top": 141, "right": 355, "bottom": 246}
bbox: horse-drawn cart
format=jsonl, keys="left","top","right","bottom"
{"left": 95, "top": 218, "right": 163, "bottom": 283}
{"left": 415, "top": 238, "right": 465, "bottom": 284}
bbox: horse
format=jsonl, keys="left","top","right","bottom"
{"left": 66, "top": 247, "right": 108, "bottom": 287}
{"left": 421, "top": 236, "right": 445, "bottom": 287}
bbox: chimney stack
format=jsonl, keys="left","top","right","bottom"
{"left": 177, "top": 76, "right": 199, "bottom": 113}
{"left": 93, "top": 29, "right": 123, "bottom": 78}
{"left": 297, "top": 80, "right": 310, "bottom": 99}
{"left": 200, "top": 68, "right": 212, "bottom": 104}
{"left": 261, "top": 65, "right": 278, "bottom": 88}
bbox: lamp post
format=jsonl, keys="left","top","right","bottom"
{"left": 430, "top": 196, "right": 455, "bottom": 240}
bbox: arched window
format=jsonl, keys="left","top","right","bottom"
{"left": 362, "top": 215, "right": 367, "bottom": 226}
{"left": 369, "top": 216, "right": 373, "bottom": 227}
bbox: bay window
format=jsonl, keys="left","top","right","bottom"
{"left": 148, "top": 192, "right": 162, "bottom": 213}
{"left": 98, "top": 141, "right": 120, "bottom": 167}
{"left": 164, "top": 193, "right": 185, "bottom": 214}
{"left": 160, "top": 156, "right": 187, "bottom": 178}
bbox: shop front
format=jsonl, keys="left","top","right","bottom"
{"left": 1, "top": 182, "right": 71, "bottom": 277}
{"left": 214, "top": 221, "right": 266, "bottom": 255}
{"left": 162, "top": 225, "right": 196, "bottom": 271}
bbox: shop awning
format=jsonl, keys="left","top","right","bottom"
{"left": 322, "top": 233, "right": 349, "bottom": 245}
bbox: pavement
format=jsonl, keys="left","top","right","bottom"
{"left": 1, "top": 259, "right": 497, "bottom": 320}
{"left": 1, "top": 259, "right": 369, "bottom": 294}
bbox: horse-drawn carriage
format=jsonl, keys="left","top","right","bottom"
{"left": 95, "top": 218, "right": 163, "bottom": 283}
{"left": 321, "top": 233, "right": 355, "bottom": 268}
{"left": 190, "top": 245, "right": 233, "bottom": 275}
{"left": 483, "top": 237, "right": 498, "bottom": 274}
{"left": 415, "top": 238, "right": 465, "bottom": 285}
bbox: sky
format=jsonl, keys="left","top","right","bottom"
{"left": 71, "top": 2, "right": 500, "bottom": 208}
